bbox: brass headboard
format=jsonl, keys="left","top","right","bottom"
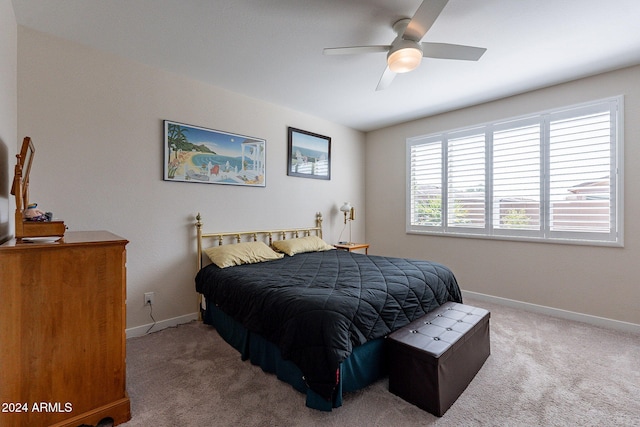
{"left": 195, "top": 212, "right": 324, "bottom": 271}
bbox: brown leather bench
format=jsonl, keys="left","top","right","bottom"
{"left": 387, "top": 301, "right": 490, "bottom": 416}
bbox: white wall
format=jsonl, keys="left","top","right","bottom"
{"left": 15, "top": 22, "right": 638, "bottom": 331}
{"left": 0, "top": 0, "right": 17, "bottom": 243}
{"left": 366, "top": 65, "right": 640, "bottom": 326}
{"left": 17, "top": 26, "right": 365, "bottom": 331}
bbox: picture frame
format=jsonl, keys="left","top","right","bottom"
{"left": 164, "top": 120, "right": 265, "bottom": 187}
{"left": 287, "top": 127, "right": 331, "bottom": 180}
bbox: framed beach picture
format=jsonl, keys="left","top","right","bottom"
{"left": 164, "top": 120, "right": 265, "bottom": 187}
{"left": 287, "top": 127, "right": 331, "bottom": 180}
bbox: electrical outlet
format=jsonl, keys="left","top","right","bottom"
{"left": 144, "top": 292, "right": 154, "bottom": 306}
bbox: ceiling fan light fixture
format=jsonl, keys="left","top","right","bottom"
{"left": 387, "top": 43, "right": 422, "bottom": 73}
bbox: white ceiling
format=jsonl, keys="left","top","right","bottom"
{"left": 12, "top": 0, "right": 640, "bottom": 132}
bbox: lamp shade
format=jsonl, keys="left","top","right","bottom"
{"left": 387, "top": 40, "right": 422, "bottom": 73}
{"left": 340, "top": 202, "right": 352, "bottom": 213}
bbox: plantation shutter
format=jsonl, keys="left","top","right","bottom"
{"left": 492, "top": 120, "right": 541, "bottom": 233}
{"left": 406, "top": 97, "right": 620, "bottom": 245}
{"left": 548, "top": 104, "right": 615, "bottom": 236}
{"left": 447, "top": 131, "right": 485, "bottom": 229}
{"left": 408, "top": 138, "right": 442, "bottom": 227}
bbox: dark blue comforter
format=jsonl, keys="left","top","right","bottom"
{"left": 195, "top": 250, "right": 462, "bottom": 400}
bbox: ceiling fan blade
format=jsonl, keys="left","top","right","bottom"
{"left": 404, "top": 0, "right": 449, "bottom": 41}
{"left": 323, "top": 45, "right": 390, "bottom": 55}
{"left": 421, "top": 42, "right": 487, "bottom": 61}
{"left": 375, "top": 66, "right": 396, "bottom": 91}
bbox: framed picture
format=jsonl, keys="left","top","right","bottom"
{"left": 287, "top": 127, "right": 331, "bottom": 180}
{"left": 164, "top": 120, "right": 265, "bottom": 187}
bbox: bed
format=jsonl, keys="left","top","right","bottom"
{"left": 194, "top": 213, "right": 462, "bottom": 411}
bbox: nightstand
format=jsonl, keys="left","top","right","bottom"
{"left": 334, "top": 243, "right": 369, "bottom": 254}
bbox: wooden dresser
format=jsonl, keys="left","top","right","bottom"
{"left": 0, "top": 231, "right": 131, "bottom": 427}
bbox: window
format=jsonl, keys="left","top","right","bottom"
{"left": 407, "top": 97, "right": 623, "bottom": 246}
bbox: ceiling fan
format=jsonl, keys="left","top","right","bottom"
{"left": 323, "top": 0, "right": 486, "bottom": 91}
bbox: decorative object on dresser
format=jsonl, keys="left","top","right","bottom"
{"left": 387, "top": 301, "right": 491, "bottom": 417}
{"left": 0, "top": 231, "right": 131, "bottom": 427}
{"left": 10, "top": 137, "right": 66, "bottom": 240}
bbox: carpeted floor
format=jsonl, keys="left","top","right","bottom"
{"left": 121, "top": 298, "right": 640, "bottom": 426}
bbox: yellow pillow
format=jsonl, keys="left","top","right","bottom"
{"left": 204, "top": 241, "right": 284, "bottom": 268}
{"left": 271, "top": 235, "right": 335, "bottom": 256}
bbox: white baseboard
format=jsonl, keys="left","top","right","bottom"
{"left": 462, "top": 290, "right": 640, "bottom": 335}
{"left": 126, "top": 312, "right": 199, "bottom": 339}
{"left": 124, "top": 294, "right": 640, "bottom": 338}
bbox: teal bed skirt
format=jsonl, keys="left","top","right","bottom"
{"left": 203, "top": 301, "right": 387, "bottom": 411}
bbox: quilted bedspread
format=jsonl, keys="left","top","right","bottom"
{"left": 195, "top": 250, "right": 462, "bottom": 400}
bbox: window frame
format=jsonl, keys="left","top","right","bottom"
{"left": 406, "top": 96, "right": 624, "bottom": 247}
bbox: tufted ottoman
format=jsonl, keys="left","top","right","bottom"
{"left": 387, "top": 301, "right": 490, "bottom": 416}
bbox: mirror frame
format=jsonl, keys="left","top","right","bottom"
{"left": 10, "top": 137, "right": 35, "bottom": 210}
